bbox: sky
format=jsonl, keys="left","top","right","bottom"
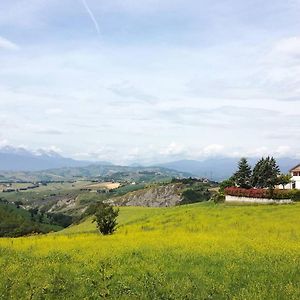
{"left": 0, "top": 0, "right": 300, "bottom": 164}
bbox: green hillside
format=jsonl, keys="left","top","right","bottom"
{"left": 0, "top": 200, "right": 66, "bottom": 237}
{"left": 1, "top": 203, "right": 300, "bottom": 299}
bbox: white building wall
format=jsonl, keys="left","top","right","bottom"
{"left": 282, "top": 173, "right": 300, "bottom": 190}
{"left": 225, "top": 195, "right": 292, "bottom": 204}
{"left": 294, "top": 176, "right": 300, "bottom": 189}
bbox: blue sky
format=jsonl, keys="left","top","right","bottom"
{"left": 0, "top": 0, "right": 300, "bottom": 164}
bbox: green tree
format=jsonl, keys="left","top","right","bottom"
{"left": 251, "top": 156, "right": 280, "bottom": 189}
{"left": 219, "top": 177, "right": 235, "bottom": 192}
{"left": 277, "top": 173, "right": 292, "bottom": 189}
{"left": 233, "top": 158, "right": 252, "bottom": 189}
{"left": 94, "top": 202, "right": 119, "bottom": 235}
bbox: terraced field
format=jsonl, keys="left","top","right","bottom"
{"left": 1, "top": 203, "right": 300, "bottom": 299}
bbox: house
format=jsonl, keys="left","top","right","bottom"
{"left": 284, "top": 164, "right": 300, "bottom": 189}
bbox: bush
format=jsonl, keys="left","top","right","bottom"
{"left": 288, "top": 189, "right": 300, "bottom": 201}
{"left": 94, "top": 203, "right": 119, "bottom": 235}
{"left": 219, "top": 179, "right": 235, "bottom": 192}
{"left": 181, "top": 188, "right": 211, "bottom": 204}
{"left": 211, "top": 192, "right": 225, "bottom": 203}
{"left": 224, "top": 187, "right": 296, "bottom": 200}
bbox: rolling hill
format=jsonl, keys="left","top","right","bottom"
{"left": 1, "top": 203, "right": 300, "bottom": 298}
{"left": 0, "top": 164, "right": 191, "bottom": 182}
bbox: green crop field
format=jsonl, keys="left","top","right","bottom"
{"left": 1, "top": 203, "right": 300, "bottom": 299}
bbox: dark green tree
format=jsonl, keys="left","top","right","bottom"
{"left": 251, "top": 157, "right": 264, "bottom": 188}
{"left": 94, "top": 202, "right": 119, "bottom": 235}
{"left": 251, "top": 156, "right": 280, "bottom": 189}
{"left": 233, "top": 158, "right": 252, "bottom": 189}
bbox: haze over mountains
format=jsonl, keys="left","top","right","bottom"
{"left": 0, "top": 146, "right": 299, "bottom": 181}
{"left": 0, "top": 146, "right": 111, "bottom": 171}
{"left": 158, "top": 158, "right": 300, "bottom": 181}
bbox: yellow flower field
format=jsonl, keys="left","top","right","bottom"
{"left": 1, "top": 203, "right": 300, "bottom": 299}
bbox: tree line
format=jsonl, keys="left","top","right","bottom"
{"left": 221, "top": 157, "right": 291, "bottom": 191}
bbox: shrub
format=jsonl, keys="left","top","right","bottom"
{"left": 94, "top": 202, "right": 119, "bottom": 235}
{"left": 181, "top": 188, "right": 211, "bottom": 204}
{"left": 211, "top": 192, "right": 225, "bottom": 203}
{"left": 288, "top": 189, "right": 300, "bottom": 201}
{"left": 219, "top": 179, "right": 235, "bottom": 192}
{"left": 224, "top": 187, "right": 295, "bottom": 200}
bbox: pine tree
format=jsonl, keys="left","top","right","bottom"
{"left": 233, "top": 158, "right": 252, "bottom": 189}
{"left": 251, "top": 157, "right": 265, "bottom": 188}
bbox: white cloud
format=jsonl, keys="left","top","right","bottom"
{"left": 0, "top": 139, "right": 10, "bottom": 148}
{"left": 159, "top": 142, "right": 186, "bottom": 156}
{"left": 45, "top": 108, "right": 63, "bottom": 115}
{"left": 274, "top": 146, "right": 293, "bottom": 157}
{"left": 0, "top": 36, "right": 19, "bottom": 50}
{"left": 0, "top": 1, "right": 300, "bottom": 163}
{"left": 35, "top": 145, "right": 63, "bottom": 155}
{"left": 34, "top": 128, "right": 64, "bottom": 135}
{"left": 200, "top": 144, "right": 225, "bottom": 157}
{"left": 274, "top": 36, "right": 300, "bottom": 57}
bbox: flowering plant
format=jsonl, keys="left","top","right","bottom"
{"left": 224, "top": 187, "right": 292, "bottom": 199}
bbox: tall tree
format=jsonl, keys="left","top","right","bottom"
{"left": 233, "top": 158, "right": 252, "bottom": 189}
{"left": 94, "top": 202, "right": 119, "bottom": 235}
{"left": 251, "top": 156, "right": 280, "bottom": 189}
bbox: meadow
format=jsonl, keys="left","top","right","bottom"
{"left": 1, "top": 203, "right": 300, "bottom": 299}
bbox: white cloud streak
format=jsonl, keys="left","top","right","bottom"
{"left": 0, "top": 36, "right": 19, "bottom": 50}
{"left": 81, "top": 0, "right": 100, "bottom": 35}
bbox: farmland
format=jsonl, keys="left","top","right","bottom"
{"left": 0, "top": 177, "right": 214, "bottom": 217}
{"left": 1, "top": 203, "right": 300, "bottom": 299}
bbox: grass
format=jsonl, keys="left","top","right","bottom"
{"left": 1, "top": 203, "right": 300, "bottom": 299}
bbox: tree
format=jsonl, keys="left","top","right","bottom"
{"left": 94, "top": 202, "right": 119, "bottom": 235}
{"left": 277, "top": 174, "right": 292, "bottom": 189}
{"left": 251, "top": 156, "right": 280, "bottom": 189}
{"left": 233, "top": 158, "right": 252, "bottom": 189}
{"left": 219, "top": 177, "right": 235, "bottom": 192}
{"left": 28, "top": 207, "right": 39, "bottom": 221}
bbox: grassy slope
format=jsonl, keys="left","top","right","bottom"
{"left": 1, "top": 203, "right": 300, "bottom": 299}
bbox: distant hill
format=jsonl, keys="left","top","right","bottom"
{"left": 158, "top": 157, "right": 300, "bottom": 181}
{"left": 0, "top": 146, "right": 111, "bottom": 171}
{"left": 0, "top": 164, "right": 191, "bottom": 182}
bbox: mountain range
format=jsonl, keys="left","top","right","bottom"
{"left": 0, "top": 146, "right": 111, "bottom": 171}
{"left": 158, "top": 157, "right": 300, "bottom": 181}
{"left": 0, "top": 146, "right": 299, "bottom": 181}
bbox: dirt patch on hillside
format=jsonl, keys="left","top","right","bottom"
{"left": 112, "top": 184, "right": 183, "bottom": 207}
